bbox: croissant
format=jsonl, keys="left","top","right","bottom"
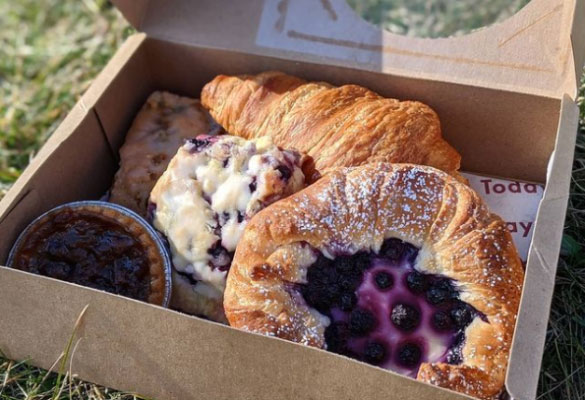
{"left": 201, "top": 71, "right": 461, "bottom": 181}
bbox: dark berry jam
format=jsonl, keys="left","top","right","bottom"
{"left": 11, "top": 208, "right": 153, "bottom": 302}
{"left": 300, "top": 238, "right": 480, "bottom": 377}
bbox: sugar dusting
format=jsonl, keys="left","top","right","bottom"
{"left": 238, "top": 163, "right": 523, "bottom": 399}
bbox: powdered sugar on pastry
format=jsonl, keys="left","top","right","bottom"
{"left": 150, "top": 135, "right": 305, "bottom": 320}
{"left": 225, "top": 163, "right": 524, "bottom": 399}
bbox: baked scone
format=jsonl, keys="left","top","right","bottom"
{"left": 149, "top": 134, "right": 306, "bottom": 321}
{"left": 201, "top": 71, "right": 461, "bottom": 181}
{"left": 224, "top": 163, "right": 524, "bottom": 399}
{"left": 109, "top": 91, "right": 221, "bottom": 217}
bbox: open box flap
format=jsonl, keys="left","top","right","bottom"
{"left": 113, "top": 0, "right": 585, "bottom": 99}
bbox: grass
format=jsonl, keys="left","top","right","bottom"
{"left": 0, "top": 0, "right": 583, "bottom": 399}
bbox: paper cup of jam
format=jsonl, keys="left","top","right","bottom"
{"left": 7, "top": 201, "right": 172, "bottom": 307}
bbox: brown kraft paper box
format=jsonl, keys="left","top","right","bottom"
{"left": 0, "top": 1, "right": 584, "bottom": 399}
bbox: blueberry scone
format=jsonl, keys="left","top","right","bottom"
{"left": 224, "top": 163, "right": 524, "bottom": 399}
{"left": 149, "top": 135, "right": 306, "bottom": 322}
{"left": 109, "top": 91, "right": 221, "bottom": 217}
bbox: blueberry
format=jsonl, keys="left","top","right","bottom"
{"left": 187, "top": 137, "right": 212, "bottom": 152}
{"left": 446, "top": 333, "right": 465, "bottom": 364}
{"left": 313, "top": 254, "right": 335, "bottom": 271}
{"left": 276, "top": 165, "right": 292, "bottom": 180}
{"left": 301, "top": 280, "right": 340, "bottom": 313}
{"left": 450, "top": 303, "right": 474, "bottom": 329}
{"left": 406, "top": 271, "right": 426, "bottom": 293}
{"left": 432, "top": 311, "right": 453, "bottom": 331}
{"left": 390, "top": 304, "right": 420, "bottom": 332}
{"left": 248, "top": 177, "right": 257, "bottom": 193}
{"left": 397, "top": 343, "right": 422, "bottom": 367}
{"left": 45, "top": 237, "right": 69, "bottom": 259}
{"left": 334, "top": 256, "right": 365, "bottom": 290}
{"left": 426, "top": 279, "right": 456, "bottom": 305}
{"left": 446, "top": 351, "right": 463, "bottom": 365}
{"left": 208, "top": 242, "right": 229, "bottom": 258}
{"left": 352, "top": 252, "right": 372, "bottom": 271}
{"left": 334, "top": 256, "right": 354, "bottom": 274}
{"left": 306, "top": 258, "right": 334, "bottom": 283}
{"left": 379, "top": 238, "right": 405, "bottom": 260}
{"left": 43, "top": 261, "right": 71, "bottom": 280}
{"left": 324, "top": 322, "right": 349, "bottom": 354}
{"left": 374, "top": 271, "right": 393, "bottom": 290}
{"left": 207, "top": 242, "right": 233, "bottom": 271}
{"left": 339, "top": 275, "right": 361, "bottom": 291}
{"left": 339, "top": 292, "right": 357, "bottom": 311}
{"left": 364, "top": 341, "right": 387, "bottom": 365}
{"left": 349, "top": 308, "right": 377, "bottom": 336}
{"left": 146, "top": 202, "right": 157, "bottom": 222}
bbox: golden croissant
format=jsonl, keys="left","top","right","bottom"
{"left": 201, "top": 71, "right": 461, "bottom": 181}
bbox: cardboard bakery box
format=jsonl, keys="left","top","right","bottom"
{"left": 1, "top": 1, "right": 584, "bottom": 399}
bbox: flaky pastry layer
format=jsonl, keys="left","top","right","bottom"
{"left": 224, "top": 163, "right": 523, "bottom": 399}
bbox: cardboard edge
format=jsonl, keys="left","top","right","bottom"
{"left": 80, "top": 33, "right": 148, "bottom": 111}
{"left": 505, "top": 94, "right": 579, "bottom": 400}
{"left": 571, "top": 0, "right": 585, "bottom": 93}
{"left": 113, "top": 0, "right": 577, "bottom": 99}
{"left": 0, "top": 267, "right": 475, "bottom": 400}
{"left": 110, "top": 0, "right": 149, "bottom": 31}
{"left": 0, "top": 103, "right": 87, "bottom": 218}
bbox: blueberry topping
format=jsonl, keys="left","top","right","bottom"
{"left": 334, "top": 257, "right": 363, "bottom": 291}
{"left": 390, "top": 303, "right": 420, "bottom": 332}
{"left": 379, "top": 238, "right": 405, "bottom": 260}
{"left": 352, "top": 252, "right": 372, "bottom": 271}
{"left": 248, "top": 177, "right": 257, "bottom": 193}
{"left": 446, "top": 350, "right": 463, "bottom": 365}
{"left": 146, "top": 202, "right": 157, "bottom": 222}
{"left": 187, "top": 137, "right": 212, "bottom": 152}
{"left": 432, "top": 311, "right": 453, "bottom": 331}
{"left": 397, "top": 343, "right": 422, "bottom": 367}
{"left": 374, "top": 271, "right": 393, "bottom": 290}
{"left": 324, "top": 321, "right": 349, "bottom": 354}
{"left": 379, "top": 238, "right": 418, "bottom": 262}
{"left": 301, "top": 280, "right": 340, "bottom": 313}
{"left": 207, "top": 242, "right": 233, "bottom": 271}
{"left": 298, "top": 244, "right": 476, "bottom": 374}
{"left": 450, "top": 303, "right": 474, "bottom": 329}
{"left": 446, "top": 333, "right": 465, "bottom": 364}
{"left": 222, "top": 158, "right": 229, "bottom": 168}
{"left": 349, "top": 308, "right": 377, "bottom": 336}
{"left": 339, "top": 292, "right": 357, "bottom": 311}
{"left": 43, "top": 261, "right": 71, "bottom": 280}
{"left": 334, "top": 256, "right": 355, "bottom": 275}
{"left": 405, "top": 271, "right": 426, "bottom": 293}
{"left": 237, "top": 211, "right": 244, "bottom": 223}
{"left": 364, "top": 341, "right": 387, "bottom": 365}
{"left": 339, "top": 274, "right": 360, "bottom": 292}
{"left": 276, "top": 165, "right": 292, "bottom": 180}
{"left": 45, "top": 237, "right": 69, "bottom": 259}
{"left": 426, "top": 279, "right": 456, "bottom": 305}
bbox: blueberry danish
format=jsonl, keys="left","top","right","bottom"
{"left": 224, "top": 163, "right": 523, "bottom": 399}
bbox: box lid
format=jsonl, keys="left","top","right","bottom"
{"left": 113, "top": 0, "right": 584, "bottom": 99}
